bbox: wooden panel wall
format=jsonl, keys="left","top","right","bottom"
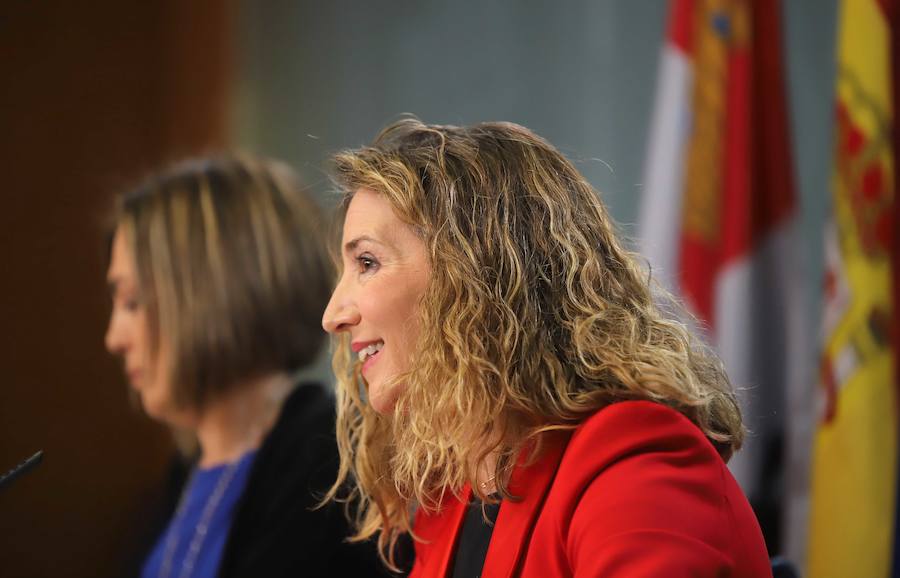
{"left": 0, "top": 2, "right": 232, "bottom": 576}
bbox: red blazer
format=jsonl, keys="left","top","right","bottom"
{"left": 409, "top": 401, "right": 772, "bottom": 577}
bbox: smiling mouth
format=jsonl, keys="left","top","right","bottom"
{"left": 358, "top": 341, "right": 384, "bottom": 363}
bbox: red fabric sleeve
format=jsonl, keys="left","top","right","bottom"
{"left": 561, "top": 402, "right": 771, "bottom": 578}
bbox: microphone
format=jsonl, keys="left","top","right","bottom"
{"left": 0, "top": 451, "right": 44, "bottom": 492}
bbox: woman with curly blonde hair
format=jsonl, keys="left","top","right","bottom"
{"left": 322, "top": 119, "right": 771, "bottom": 577}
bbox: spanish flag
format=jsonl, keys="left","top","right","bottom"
{"left": 807, "top": 0, "right": 897, "bottom": 576}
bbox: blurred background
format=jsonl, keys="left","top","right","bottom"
{"left": 1, "top": 0, "right": 895, "bottom": 576}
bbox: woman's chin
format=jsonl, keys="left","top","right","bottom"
{"left": 367, "top": 383, "right": 403, "bottom": 415}
{"left": 140, "top": 392, "right": 193, "bottom": 428}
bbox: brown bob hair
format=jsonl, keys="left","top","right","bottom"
{"left": 111, "top": 155, "right": 332, "bottom": 409}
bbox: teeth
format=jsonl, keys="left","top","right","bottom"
{"left": 357, "top": 341, "right": 384, "bottom": 363}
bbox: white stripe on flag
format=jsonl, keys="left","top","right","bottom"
{"left": 714, "top": 217, "right": 808, "bottom": 504}
{"left": 638, "top": 44, "right": 693, "bottom": 291}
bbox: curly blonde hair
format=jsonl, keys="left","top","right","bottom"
{"left": 326, "top": 119, "right": 743, "bottom": 566}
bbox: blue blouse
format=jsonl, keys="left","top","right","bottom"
{"left": 142, "top": 451, "right": 257, "bottom": 578}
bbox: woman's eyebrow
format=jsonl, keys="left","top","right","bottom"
{"left": 343, "top": 235, "right": 380, "bottom": 254}
{"left": 344, "top": 235, "right": 389, "bottom": 253}
{"left": 106, "top": 279, "right": 133, "bottom": 300}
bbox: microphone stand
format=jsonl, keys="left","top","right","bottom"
{"left": 0, "top": 451, "right": 44, "bottom": 492}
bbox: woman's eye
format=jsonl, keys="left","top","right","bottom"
{"left": 121, "top": 296, "right": 142, "bottom": 313}
{"left": 356, "top": 255, "right": 378, "bottom": 273}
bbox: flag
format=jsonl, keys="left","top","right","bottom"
{"left": 638, "top": 0, "right": 804, "bottom": 551}
{"left": 807, "top": 0, "right": 897, "bottom": 576}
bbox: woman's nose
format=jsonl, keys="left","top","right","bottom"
{"left": 322, "top": 287, "right": 360, "bottom": 334}
{"left": 104, "top": 309, "right": 127, "bottom": 354}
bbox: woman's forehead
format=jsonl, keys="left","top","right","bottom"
{"left": 343, "top": 190, "right": 401, "bottom": 241}
{"left": 342, "top": 189, "right": 430, "bottom": 264}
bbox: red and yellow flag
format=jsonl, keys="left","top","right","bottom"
{"left": 808, "top": 0, "right": 897, "bottom": 576}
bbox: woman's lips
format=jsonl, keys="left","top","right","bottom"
{"left": 361, "top": 349, "right": 381, "bottom": 374}
{"left": 127, "top": 369, "right": 143, "bottom": 387}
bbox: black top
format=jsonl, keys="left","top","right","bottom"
{"left": 143, "top": 382, "right": 404, "bottom": 578}
{"left": 450, "top": 499, "right": 501, "bottom": 578}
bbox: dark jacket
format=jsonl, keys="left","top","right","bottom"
{"left": 137, "top": 382, "right": 399, "bottom": 577}
{"left": 218, "top": 381, "right": 394, "bottom": 577}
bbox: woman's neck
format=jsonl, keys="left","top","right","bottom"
{"left": 195, "top": 372, "right": 294, "bottom": 468}
{"left": 476, "top": 452, "right": 500, "bottom": 495}
{"left": 475, "top": 429, "right": 505, "bottom": 496}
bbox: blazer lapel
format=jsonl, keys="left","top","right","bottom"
{"left": 481, "top": 433, "right": 570, "bottom": 578}
{"left": 414, "top": 486, "right": 471, "bottom": 578}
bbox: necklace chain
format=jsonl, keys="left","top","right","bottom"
{"left": 159, "top": 460, "right": 241, "bottom": 578}
{"left": 479, "top": 474, "right": 496, "bottom": 493}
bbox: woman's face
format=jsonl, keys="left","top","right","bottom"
{"left": 104, "top": 228, "right": 187, "bottom": 425}
{"left": 323, "top": 189, "right": 431, "bottom": 414}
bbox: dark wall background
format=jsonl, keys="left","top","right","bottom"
{"left": 0, "top": 2, "right": 232, "bottom": 576}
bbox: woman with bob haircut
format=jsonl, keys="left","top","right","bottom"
{"left": 322, "top": 119, "right": 772, "bottom": 577}
{"left": 105, "top": 156, "right": 389, "bottom": 578}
